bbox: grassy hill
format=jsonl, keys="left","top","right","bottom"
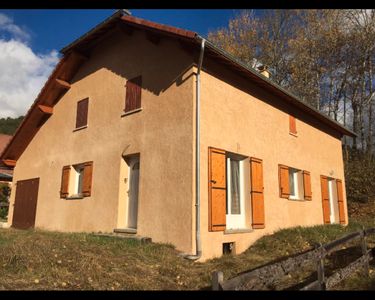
{"left": 0, "top": 202, "right": 374, "bottom": 290}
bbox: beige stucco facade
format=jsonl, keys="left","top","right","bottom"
{"left": 7, "top": 26, "right": 348, "bottom": 261}
{"left": 7, "top": 28, "right": 196, "bottom": 254}
{"left": 197, "top": 57, "right": 347, "bottom": 260}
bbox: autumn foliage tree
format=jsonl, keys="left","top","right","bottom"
{"left": 208, "top": 9, "right": 375, "bottom": 202}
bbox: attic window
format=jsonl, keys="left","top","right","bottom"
{"left": 289, "top": 115, "right": 297, "bottom": 135}
{"left": 125, "top": 76, "right": 142, "bottom": 113}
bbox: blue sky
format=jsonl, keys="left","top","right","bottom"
{"left": 0, "top": 9, "right": 241, "bottom": 54}
{"left": 0, "top": 9, "right": 245, "bottom": 118}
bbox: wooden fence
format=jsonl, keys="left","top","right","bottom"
{"left": 212, "top": 227, "right": 375, "bottom": 290}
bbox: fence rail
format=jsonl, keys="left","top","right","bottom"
{"left": 212, "top": 227, "right": 375, "bottom": 290}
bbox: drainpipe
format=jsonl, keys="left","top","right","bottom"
{"left": 185, "top": 37, "right": 206, "bottom": 261}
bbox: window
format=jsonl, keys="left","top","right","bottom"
{"left": 75, "top": 98, "right": 89, "bottom": 129}
{"left": 125, "top": 76, "right": 142, "bottom": 113}
{"left": 289, "top": 168, "right": 302, "bottom": 199}
{"left": 279, "top": 165, "right": 312, "bottom": 201}
{"left": 226, "top": 154, "right": 247, "bottom": 230}
{"left": 60, "top": 162, "right": 93, "bottom": 199}
{"left": 289, "top": 115, "right": 297, "bottom": 135}
{"left": 73, "top": 164, "right": 84, "bottom": 195}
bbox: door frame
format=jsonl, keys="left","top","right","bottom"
{"left": 126, "top": 155, "right": 140, "bottom": 229}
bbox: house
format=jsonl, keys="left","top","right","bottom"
{"left": 0, "top": 10, "right": 355, "bottom": 261}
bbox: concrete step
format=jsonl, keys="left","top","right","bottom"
{"left": 93, "top": 231, "right": 152, "bottom": 244}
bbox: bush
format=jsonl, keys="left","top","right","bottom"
{"left": 0, "top": 207, "right": 8, "bottom": 220}
{"left": 0, "top": 183, "right": 10, "bottom": 220}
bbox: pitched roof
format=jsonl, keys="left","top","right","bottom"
{"left": 0, "top": 11, "right": 356, "bottom": 165}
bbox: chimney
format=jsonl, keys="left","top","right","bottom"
{"left": 257, "top": 65, "right": 270, "bottom": 79}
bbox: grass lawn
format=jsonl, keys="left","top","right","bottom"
{"left": 0, "top": 201, "right": 374, "bottom": 290}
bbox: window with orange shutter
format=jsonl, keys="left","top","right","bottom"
{"left": 60, "top": 161, "right": 93, "bottom": 199}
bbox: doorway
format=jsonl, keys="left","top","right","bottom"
{"left": 126, "top": 156, "right": 140, "bottom": 229}
{"left": 328, "top": 179, "right": 339, "bottom": 224}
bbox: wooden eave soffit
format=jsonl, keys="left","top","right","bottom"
{"left": 55, "top": 79, "right": 71, "bottom": 89}
{"left": 2, "top": 159, "right": 16, "bottom": 167}
{"left": 38, "top": 105, "right": 53, "bottom": 115}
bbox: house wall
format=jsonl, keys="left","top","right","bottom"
{"left": 7, "top": 28, "right": 196, "bottom": 254}
{"left": 198, "top": 57, "right": 348, "bottom": 260}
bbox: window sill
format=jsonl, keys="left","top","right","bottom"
{"left": 73, "top": 125, "right": 88, "bottom": 132}
{"left": 121, "top": 107, "right": 142, "bottom": 117}
{"left": 224, "top": 228, "right": 253, "bottom": 235}
{"left": 288, "top": 197, "right": 306, "bottom": 202}
{"left": 289, "top": 132, "right": 298, "bottom": 137}
{"left": 66, "top": 194, "right": 84, "bottom": 200}
{"left": 114, "top": 228, "right": 137, "bottom": 234}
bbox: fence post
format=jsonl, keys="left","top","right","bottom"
{"left": 316, "top": 244, "right": 326, "bottom": 290}
{"left": 212, "top": 271, "right": 224, "bottom": 290}
{"left": 360, "top": 228, "right": 369, "bottom": 276}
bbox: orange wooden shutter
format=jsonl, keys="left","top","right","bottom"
{"left": 303, "top": 171, "right": 312, "bottom": 200}
{"left": 336, "top": 179, "right": 346, "bottom": 224}
{"left": 82, "top": 161, "right": 93, "bottom": 197}
{"left": 320, "top": 175, "right": 330, "bottom": 224}
{"left": 279, "top": 165, "right": 290, "bottom": 198}
{"left": 250, "top": 157, "right": 265, "bottom": 229}
{"left": 289, "top": 115, "right": 297, "bottom": 134}
{"left": 208, "top": 147, "right": 226, "bottom": 232}
{"left": 60, "top": 166, "right": 70, "bottom": 198}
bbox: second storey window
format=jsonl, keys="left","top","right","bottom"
{"left": 125, "top": 76, "right": 142, "bottom": 113}
{"left": 76, "top": 98, "right": 89, "bottom": 129}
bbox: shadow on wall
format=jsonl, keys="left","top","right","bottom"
{"left": 71, "top": 26, "right": 196, "bottom": 98}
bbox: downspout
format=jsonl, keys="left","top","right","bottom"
{"left": 185, "top": 37, "right": 206, "bottom": 261}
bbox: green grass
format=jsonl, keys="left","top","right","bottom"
{"left": 0, "top": 205, "right": 374, "bottom": 290}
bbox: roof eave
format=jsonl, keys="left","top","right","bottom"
{"left": 198, "top": 36, "right": 356, "bottom": 138}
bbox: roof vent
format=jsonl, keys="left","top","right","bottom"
{"left": 257, "top": 65, "right": 270, "bottom": 78}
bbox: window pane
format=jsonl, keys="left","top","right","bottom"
{"left": 77, "top": 168, "right": 84, "bottom": 194}
{"left": 289, "top": 170, "right": 295, "bottom": 196}
{"left": 230, "top": 159, "right": 241, "bottom": 214}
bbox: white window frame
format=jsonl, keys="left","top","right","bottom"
{"left": 73, "top": 165, "right": 84, "bottom": 196}
{"left": 226, "top": 156, "right": 246, "bottom": 230}
{"left": 289, "top": 168, "right": 302, "bottom": 200}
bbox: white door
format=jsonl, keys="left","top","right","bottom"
{"left": 127, "top": 157, "right": 140, "bottom": 229}
{"left": 226, "top": 157, "right": 246, "bottom": 229}
{"left": 328, "top": 179, "right": 336, "bottom": 224}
